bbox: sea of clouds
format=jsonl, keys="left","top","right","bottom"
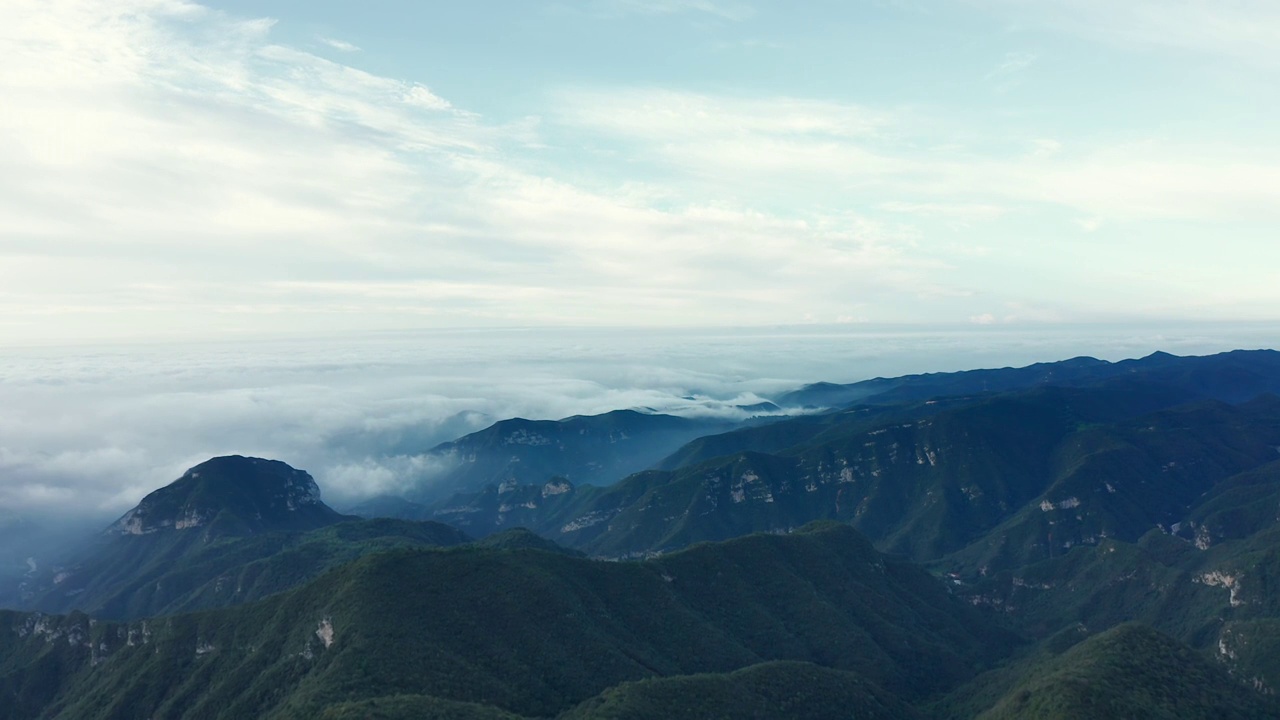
{"left": 1, "top": 323, "right": 1275, "bottom": 525}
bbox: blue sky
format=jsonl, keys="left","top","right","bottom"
{"left": 3, "top": 0, "right": 1279, "bottom": 341}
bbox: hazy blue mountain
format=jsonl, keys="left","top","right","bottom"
{"left": 384, "top": 351, "right": 1280, "bottom": 549}
{"left": 400, "top": 410, "right": 740, "bottom": 507}
{"left": 653, "top": 412, "right": 837, "bottom": 471}
{"left": 773, "top": 349, "right": 1280, "bottom": 409}
{"left": 0, "top": 511, "right": 37, "bottom": 576}
{"left": 0, "top": 512, "right": 102, "bottom": 612}
{"left": 21, "top": 457, "right": 438, "bottom": 620}
{"left": 0, "top": 512, "right": 40, "bottom": 609}
{"left": 345, "top": 494, "right": 434, "bottom": 521}
{"left": 0, "top": 509, "right": 31, "bottom": 542}
{"left": 659, "top": 351, "right": 1280, "bottom": 478}
{"left": 11, "top": 458, "right": 582, "bottom": 622}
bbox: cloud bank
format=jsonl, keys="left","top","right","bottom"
{"left": 2, "top": 325, "right": 1276, "bottom": 523}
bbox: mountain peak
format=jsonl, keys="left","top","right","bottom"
{"left": 109, "top": 456, "right": 345, "bottom": 537}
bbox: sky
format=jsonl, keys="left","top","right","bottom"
{"left": 3, "top": 0, "right": 1280, "bottom": 342}
{"left": 2, "top": 1, "right": 1280, "bottom": 522}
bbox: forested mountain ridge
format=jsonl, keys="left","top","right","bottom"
{"left": 0, "top": 523, "right": 1012, "bottom": 720}
{"left": 425, "top": 385, "right": 1280, "bottom": 565}
{"left": 7, "top": 349, "right": 1280, "bottom": 718}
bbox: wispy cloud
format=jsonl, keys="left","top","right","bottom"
{"left": 317, "top": 35, "right": 360, "bottom": 53}
{"left": 555, "top": 88, "right": 888, "bottom": 140}
{"left": 0, "top": 1, "right": 959, "bottom": 340}
{"left": 984, "top": 50, "right": 1036, "bottom": 91}
{"left": 553, "top": 86, "right": 1280, "bottom": 224}
{"left": 880, "top": 202, "right": 1006, "bottom": 221}
{"left": 976, "top": 0, "right": 1280, "bottom": 68}
{"left": 1029, "top": 139, "right": 1062, "bottom": 158}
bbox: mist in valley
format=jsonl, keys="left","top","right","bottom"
{"left": 3, "top": 323, "right": 1273, "bottom": 535}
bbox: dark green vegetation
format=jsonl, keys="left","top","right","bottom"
{"left": 7, "top": 349, "right": 1280, "bottom": 718}
{"left": 0, "top": 523, "right": 1011, "bottom": 719}
{"left": 471, "top": 527, "right": 585, "bottom": 556}
{"left": 28, "top": 517, "right": 471, "bottom": 620}
{"left": 973, "top": 624, "right": 1280, "bottom": 719}
{"left": 317, "top": 695, "right": 525, "bottom": 720}
{"left": 561, "top": 661, "right": 922, "bottom": 720}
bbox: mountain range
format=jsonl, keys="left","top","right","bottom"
{"left": 351, "top": 410, "right": 746, "bottom": 517}
{"left": 5, "top": 349, "right": 1280, "bottom": 718}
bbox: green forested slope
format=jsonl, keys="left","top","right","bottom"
{"left": 562, "top": 661, "right": 922, "bottom": 720}
{"left": 0, "top": 523, "right": 1009, "bottom": 720}
{"left": 975, "top": 624, "right": 1280, "bottom": 720}
{"left": 33, "top": 514, "right": 470, "bottom": 621}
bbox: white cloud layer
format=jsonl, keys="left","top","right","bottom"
{"left": 3, "top": 325, "right": 1273, "bottom": 522}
